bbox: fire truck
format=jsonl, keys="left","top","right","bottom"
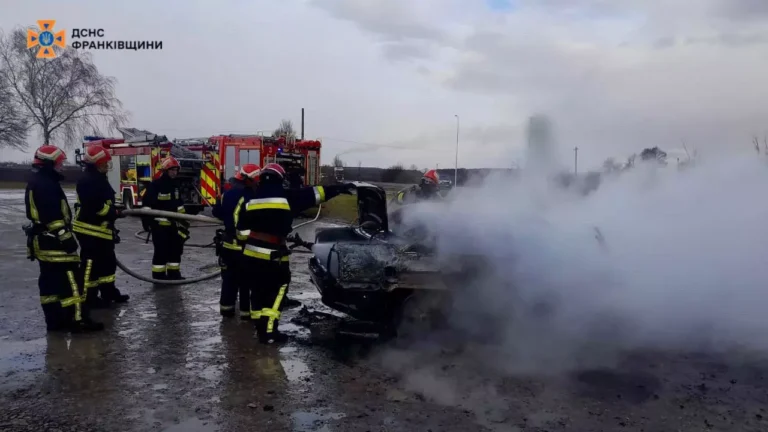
{"left": 173, "top": 133, "right": 322, "bottom": 204}
{"left": 76, "top": 132, "right": 206, "bottom": 214}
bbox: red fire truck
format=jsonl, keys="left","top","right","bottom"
{"left": 174, "top": 133, "right": 322, "bottom": 203}
{"left": 76, "top": 134, "right": 207, "bottom": 214}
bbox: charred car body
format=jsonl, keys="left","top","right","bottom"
{"left": 304, "top": 182, "right": 484, "bottom": 336}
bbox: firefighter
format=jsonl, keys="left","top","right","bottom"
{"left": 235, "top": 163, "right": 354, "bottom": 344}
{"left": 392, "top": 169, "right": 443, "bottom": 206}
{"left": 142, "top": 156, "right": 189, "bottom": 281}
{"left": 24, "top": 145, "right": 103, "bottom": 332}
{"left": 212, "top": 163, "right": 260, "bottom": 319}
{"left": 73, "top": 144, "right": 130, "bottom": 308}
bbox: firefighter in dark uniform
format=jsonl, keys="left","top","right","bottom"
{"left": 24, "top": 145, "right": 103, "bottom": 332}
{"left": 235, "top": 163, "right": 354, "bottom": 344}
{"left": 73, "top": 144, "right": 130, "bottom": 308}
{"left": 141, "top": 156, "right": 189, "bottom": 280}
{"left": 212, "top": 163, "right": 260, "bottom": 319}
{"left": 392, "top": 169, "right": 443, "bottom": 206}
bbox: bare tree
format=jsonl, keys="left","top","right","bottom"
{"left": 332, "top": 154, "right": 344, "bottom": 167}
{"left": 272, "top": 119, "right": 295, "bottom": 137}
{"left": 0, "top": 27, "right": 128, "bottom": 148}
{"left": 408, "top": 164, "right": 419, "bottom": 171}
{"left": 0, "top": 64, "right": 27, "bottom": 149}
{"left": 753, "top": 136, "right": 761, "bottom": 154}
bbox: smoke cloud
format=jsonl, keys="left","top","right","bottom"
{"left": 397, "top": 153, "right": 768, "bottom": 375}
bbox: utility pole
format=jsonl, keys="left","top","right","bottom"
{"left": 574, "top": 146, "right": 579, "bottom": 174}
{"left": 454, "top": 115, "right": 460, "bottom": 186}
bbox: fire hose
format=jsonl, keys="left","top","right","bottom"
{"left": 117, "top": 206, "right": 322, "bottom": 285}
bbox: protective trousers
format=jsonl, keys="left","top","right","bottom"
{"left": 76, "top": 234, "right": 118, "bottom": 303}
{"left": 219, "top": 247, "right": 250, "bottom": 318}
{"left": 246, "top": 258, "right": 290, "bottom": 341}
{"left": 151, "top": 224, "right": 184, "bottom": 279}
{"left": 38, "top": 261, "right": 84, "bottom": 331}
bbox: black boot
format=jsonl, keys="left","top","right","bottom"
{"left": 257, "top": 320, "right": 289, "bottom": 345}
{"left": 220, "top": 306, "right": 235, "bottom": 318}
{"left": 86, "top": 296, "right": 111, "bottom": 310}
{"left": 69, "top": 319, "right": 105, "bottom": 333}
{"left": 104, "top": 286, "right": 130, "bottom": 303}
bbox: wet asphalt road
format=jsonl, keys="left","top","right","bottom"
{"left": 1, "top": 189, "right": 768, "bottom": 432}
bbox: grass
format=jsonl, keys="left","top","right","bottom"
{"left": 300, "top": 191, "right": 396, "bottom": 223}
{"left": 0, "top": 181, "right": 74, "bottom": 190}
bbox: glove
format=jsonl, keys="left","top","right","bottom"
{"left": 141, "top": 216, "right": 151, "bottom": 232}
{"left": 62, "top": 236, "right": 78, "bottom": 254}
{"left": 113, "top": 233, "right": 121, "bottom": 244}
{"left": 115, "top": 208, "right": 127, "bottom": 219}
{"left": 341, "top": 182, "right": 356, "bottom": 195}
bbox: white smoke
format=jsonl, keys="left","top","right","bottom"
{"left": 398, "top": 154, "right": 768, "bottom": 374}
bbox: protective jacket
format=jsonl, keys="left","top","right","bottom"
{"left": 142, "top": 173, "right": 188, "bottom": 237}
{"left": 212, "top": 181, "right": 252, "bottom": 252}
{"left": 393, "top": 185, "right": 442, "bottom": 206}
{"left": 236, "top": 184, "right": 346, "bottom": 261}
{"left": 73, "top": 166, "right": 118, "bottom": 241}
{"left": 24, "top": 167, "right": 79, "bottom": 263}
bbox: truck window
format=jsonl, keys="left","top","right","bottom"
{"left": 120, "top": 155, "right": 137, "bottom": 183}
{"left": 239, "top": 149, "right": 260, "bottom": 165}
{"left": 225, "top": 146, "right": 236, "bottom": 180}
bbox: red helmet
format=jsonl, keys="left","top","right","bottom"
{"left": 83, "top": 144, "right": 112, "bottom": 165}
{"left": 33, "top": 145, "right": 67, "bottom": 168}
{"left": 235, "top": 163, "right": 260, "bottom": 181}
{"left": 422, "top": 169, "right": 440, "bottom": 185}
{"left": 260, "top": 163, "right": 286, "bottom": 179}
{"left": 160, "top": 156, "right": 180, "bottom": 170}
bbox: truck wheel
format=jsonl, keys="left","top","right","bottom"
{"left": 122, "top": 190, "right": 134, "bottom": 209}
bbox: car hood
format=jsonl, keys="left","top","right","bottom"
{"left": 350, "top": 182, "right": 389, "bottom": 233}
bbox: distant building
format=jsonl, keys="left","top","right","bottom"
{"left": 525, "top": 114, "right": 560, "bottom": 174}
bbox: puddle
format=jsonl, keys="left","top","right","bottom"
{"left": 291, "top": 409, "right": 346, "bottom": 432}
{"left": 191, "top": 320, "right": 220, "bottom": 328}
{"left": 162, "top": 417, "right": 218, "bottom": 432}
{"left": 281, "top": 359, "right": 312, "bottom": 383}
{"left": 0, "top": 337, "right": 47, "bottom": 374}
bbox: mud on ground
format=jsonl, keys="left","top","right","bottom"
{"left": 0, "top": 190, "right": 767, "bottom": 431}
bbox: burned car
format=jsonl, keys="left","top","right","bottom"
{"left": 302, "top": 182, "right": 486, "bottom": 337}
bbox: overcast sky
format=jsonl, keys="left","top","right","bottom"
{"left": 1, "top": 0, "right": 767, "bottom": 170}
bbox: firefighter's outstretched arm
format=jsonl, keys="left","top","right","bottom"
{"left": 287, "top": 184, "right": 354, "bottom": 214}
{"left": 394, "top": 186, "right": 417, "bottom": 205}
{"left": 27, "top": 188, "right": 77, "bottom": 251}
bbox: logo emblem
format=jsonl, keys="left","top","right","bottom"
{"left": 27, "top": 20, "right": 66, "bottom": 59}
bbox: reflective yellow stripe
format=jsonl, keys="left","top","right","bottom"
{"left": 223, "top": 241, "right": 242, "bottom": 251}
{"left": 41, "top": 295, "right": 59, "bottom": 304}
{"left": 397, "top": 192, "right": 405, "bottom": 203}
{"left": 73, "top": 220, "right": 112, "bottom": 234}
{"left": 84, "top": 260, "right": 94, "bottom": 295}
{"left": 28, "top": 190, "right": 39, "bottom": 222}
{"left": 177, "top": 205, "right": 186, "bottom": 214}
{"left": 61, "top": 199, "right": 71, "bottom": 224}
{"left": 236, "top": 230, "right": 250, "bottom": 241}
{"left": 99, "top": 274, "right": 115, "bottom": 284}
{"left": 239, "top": 311, "right": 250, "bottom": 317}
{"left": 265, "top": 284, "right": 287, "bottom": 333}
{"left": 220, "top": 305, "right": 235, "bottom": 311}
{"left": 65, "top": 270, "right": 82, "bottom": 322}
{"left": 243, "top": 244, "right": 289, "bottom": 261}
{"left": 32, "top": 238, "right": 79, "bottom": 262}
{"left": 178, "top": 230, "right": 188, "bottom": 239}
{"left": 233, "top": 197, "right": 244, "bottom": 227}
{"left": 250, "top": 310, "right": 262, "bottom": 319}
{"left": 47, "top": 220, "right": 65, "bottom": 231}
{"left": 167, "top": 262, "right": 180, "bottom": 270}
{"left": 245, "top": 197, "right": 290, "bottom": 211}
{"left": 152, "top": 265, "right": 166, "bottom": 273}
{"left": 313, "top": 186, "right": 326, "bottom": 204}
{"left": 58, "top": 230, "right": 73, "bottom": 241}
{"left": 96, "top": 202, "right": 111, "bottom": 216}
{"left": 158, "top": 193, "right": 171, "bottom": 201}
